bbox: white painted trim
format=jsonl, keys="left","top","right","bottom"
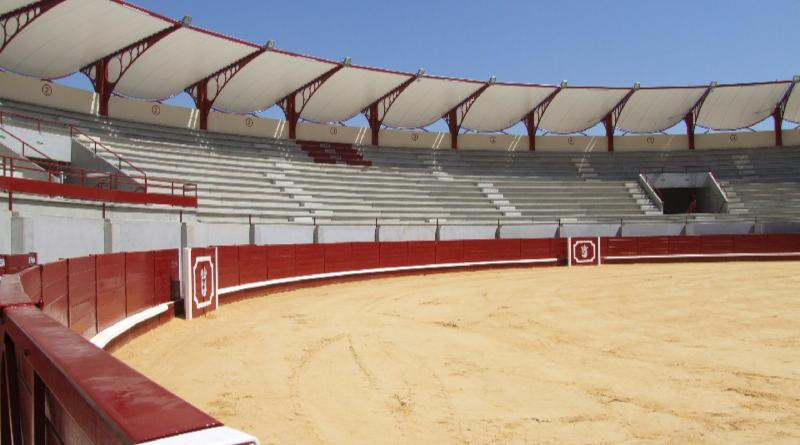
{"left": 218, "top": 258, "right": 558, "bottom": 296}
{"left": 567, "top": 237, "right": 572, "bottom": 267}
{"left": 597, "top": 236, "right": 602, "bottom": 265}
{"left": 137, "top": 426, "right": 259, "bottom": 445}
{"left": 604, "top": 252, "right": 800, "bottom": 261}
{"left": 90, "top": 303, "right": 171, "bottom": 349}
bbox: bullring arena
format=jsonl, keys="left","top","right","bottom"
{"left": 2, "top": 0, "right": 800, "bottom": 444}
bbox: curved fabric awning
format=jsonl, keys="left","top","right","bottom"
{"left": 779, "top": 86, "right": 800, "bottom": 124}
{"left": 616, "top": 87, "right": 707, "bottom": 133}
{"left": 0, "top": 0, "right": 171, "bottom": 80}
{"left": 299, "top": 66, "right": 409, "bottom": 123}
{"left": 113, "top": 27, "right": 255, "bottom": 100}
{"left": 538, "top": 88, "right": 629, "bottom": 134}
{"left": 697, "top": 82, "right": 791, "bottom": 130}
{"left": 381, "top": 77, "right": 482, "bottom": 129}
{"left": 461, "top": 84, "right": 558, "bottom": 132}
{"left": 213, "top": 51, "right": 336, "bottom": 114}
{"left": 1, "top": 0, "right": 38, "bottom": 14}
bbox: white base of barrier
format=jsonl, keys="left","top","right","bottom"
{"left": 219, "top": 258, "right": 559, "bottom": 296}
{"left": 90, "top": 302, "right": 172, "bottom": 349}
{"left": 138, "top": 426, "right": 259, "bottom": 445}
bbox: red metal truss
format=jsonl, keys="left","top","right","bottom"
{"left": 278, "top": 64, "right": 344, "bottom": 139}
{"left": 0, "top": 0, "right": 66, "bottom": 54}
{"left": 683, "top": 83, "right": 715, "bottom": 150}
{"left": 81, "top": 23, "right": 183, "bottom": 116}
{"left": 602, "top": 87, "right": 638, "bottom": 152}
{"left": 441, "top": 81, "right": 493, "bottom": 149}
{"left": 186, "top": 45, "right": 268, "bottom": 130}
{"left": 362, "top": 72, "right": 419, "bottom": 146}
{"left": 522, "top": 88, "right": 562, "bottom": 151}
{"left": 772, "top": 79, "right": 798, "bottom": 147}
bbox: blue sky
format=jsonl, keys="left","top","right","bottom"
{"left": 59, "top": 0, "right": 800, "bottom": 133}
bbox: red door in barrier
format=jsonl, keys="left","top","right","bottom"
{"left": 183, "top": 248, "right": 218, "bottom": 320}
{"left": 569, "top": 237, "right": 601, "bottom": 266}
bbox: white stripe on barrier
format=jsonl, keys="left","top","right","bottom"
{"left": 219, "top": 258, "right": 559, "bottom": 296}
{"left": 90, "top": 302, "right": 172, "bottom": 349}
{"left": 137, "top": 426, "right": 259, "bottom": 445}
{"left": 604, "top": 252, "right": 800, "bottom": 261}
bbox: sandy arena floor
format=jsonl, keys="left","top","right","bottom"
{"left": 114, "top": 262, "right": 800, "bottom": 444}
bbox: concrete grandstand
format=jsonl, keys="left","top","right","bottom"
{"left": 1, "top": 0, "right": 800, "bottom": 444}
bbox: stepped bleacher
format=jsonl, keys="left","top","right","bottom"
{"left": 2, "top": 99, "right": 800, "bottom": 226}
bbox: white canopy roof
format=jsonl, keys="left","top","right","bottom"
{"left": 538, "top": 88, "right": 629, "bottom": 134}
{"left": 114, "top": 27, "right": 254, "bottom": 100}
{"left": 616, "top": 87, "right": 707, "bottom": 133}
{"left": 0, "top": 0, "right": 170, "bottom": 79}
{"left": 697, "top": 82, "right": 791, "bottom": 130}
{"left": 213, "top": 51, "right": 336, "bottom": 114}
{"left": 298, "top": 66, "right": 409, "bottom": 123}
{"left": 779, "top": 86, "right": 800, "bottom": 124}
{"left": 1, "top": 0, "right": 38, "bottom": 14}
{"left": 381, "top": 77, "right": 482, "bottom": 129}
{"left": 461, "top": 84, "right": 558, "bottom": 132}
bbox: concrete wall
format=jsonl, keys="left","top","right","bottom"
{"left": 685, "top": 222, "right": 755, "bottom": 235}
{"left": 458, "top": 133, "right": 526, "bottom": 151}
{"left": 759, "top": 221, "right": 800, "bottom": 234}
{"left": 378, "top": 225, "right": 437, "bottom": 241}
{"left": 438, "top": 224, "right": 497, "bottom": 240}
{"left": 695, "top": 131, "right": 775, "bottom": 150}
{"left": 12, "top": 214, "right": 105, "bottom": 263}
{"left": 108, "top": 96, "right": 195, "bottom": 130}
{"left": 253, "top": 224, "right": 314, "bottom": 245}
{"left": 621, "top": 223, "right": 685, "bottom": 237}
{"left": 614, "top": 134, "right": 690, "bottom": 152}
{"left": 0, "top": 71, "right": 94, "bottom": 115}
{"left": 207, "top": 112, "right": 286, "bottom": 139}
{"left": 109, "top": 220, "right": 181, "bottom": 253}
{"left": 2, "top": 125, "right": 72, "bottom": 161}
{"left": 296, "top": 122, "right": 362, "bottom": 145}
{"left": 783, "top": 129, "right": 800, "bottom": 146}
{"left": 184, "top": 222, "right": 250, "bottom": 248}
{"left": 560, "top": 223, "right": 621, "bottom": 238}
{"left": 0, "top": 211, "right": 11, "bottom": 254}
{"left": 316, "top": 225, "right": 376, "bottom": 243}
{"left": 378, "top": 129, "right": 447, "bottom": 149}
{"left": 499, "top": 224, "right": 560, "bottom": 239}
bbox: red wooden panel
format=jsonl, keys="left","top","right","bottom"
{"left": 604, "top": 237, "right": 638, "bottom": 257}
{"left": 238, "top": 245, "right": 268, "bottom": 285}
{"left": 267, "top": 245, "right": 296, "bottom": 279}
{"left": 767, "top": 234, "right": 800, "bottom": 252}
{"left": 733, "top": 234, "right": 769, "bottom": 253}
{"left": 379, "top": 242, "right": 408, "bottom": 267}
{"left": 19, "top": 265, "right": 42, "bottom": 304}
{"left": 520, "top": 238, "right": 551, "bottom": 259}
{"left": 350, "top": 242, "right": 380, "bottom": 270}
{"left": 669, "top": 236, "right": 702, "bottom": 254}
{"left": 324, "top": 243, "right": 352, "bottom": 273}
{"left": 407, "top": 241, "right": 436, "bottom": 266}
{"left": 41, "top": 260, "right": 69, "bottom": 327}
{"left": 436, "top": 240, "right": 464, "bottom": 264}
{"left": 96, "top": 253, "right": 126, "bottom": 332}
{"left": 153, "top": 249, "right": 179, "bottom": 304}
{"left": 216, "top": 245, "right": 240, "bottom": 289}
{"left": 637, "top": 236, "right": 671, "bottom": 256}
{"left": 551, "top": 238, "right": 568, "bottom": 260}
{"left": 462, "top": 240, "right": 496, "bottom": 262}
{"left": 494, "top": 239, "right": 522, "bottom": 261}
{"left": 125, "top": 251, "right": 155, "bottom": 316}
{"left": 67, "top": 256, "right": 96, "bottom": 339}
{"left": 701, "top": 235, "right": 734, "bottom": 254}
{"left": 295, "top": 244, "right": 325, "bottom": 276}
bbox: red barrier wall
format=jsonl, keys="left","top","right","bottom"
{"left": 239, "top": 245, "right": 268, "bottom": 285}
{"left": 41, "top": 260, "right": 69, "bottom": 327}
{"left": 602, "top": 234, "right": 800, "bottom": 263}
{"left": 295, "top": 244, "right": 324, "bottom": 276}
{"left": 126, "top": 251, "right": 155, "bottom": 316}
{"left": 407, "top": 241, "right": 436, "bottom": 265}
{"left": 267, "top": 245, "right": 295, "bottom": 279}
{"left": 153, "top": 249, "right": 179, "bottom": 304}
{"left": 96, "top": 253, "right": 126, "bottom": 332}
{"left": 351, "top": 242, "right": 380, "bottom": 270}
{"left": 68, "top": 256, "right": 97, "bottom": 338}
{"left": 217, "top": 246, "right": 240, "bottom": 289}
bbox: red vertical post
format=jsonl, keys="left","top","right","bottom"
{"left": 447, "top": 109, "right": 459, "bottom": 150}
{"left": 773, "top": 108, "right": 783, "bottom": 147}
{"left": 604, "top": 114, "right": 614, "bottom": 152}
{"left": 685, "top": 113, "right": 696, "bottom": 150}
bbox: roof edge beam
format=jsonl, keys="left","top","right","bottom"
{"left": 602, "top": 86, "right": 638, "bottom": 152}
{"left": 772, "top": 78, "right": 798, "bottom": 146}
{"left": 683, "top": 83, "right": 715, "bottom": 150}
{"left": 278, "top": 64, "right": 344, "bottom": 139}
{"left": 362, "top": 72, "right": 419, "bottom": 146}
{"left": 186, "top": 46, "right": 269, "bottom": 130}
{"left": 0, "top": 0, "right": 67, "bottom": 55}
{"left": 441, "top": 80, "right": 493, "bottom": 149}
{"left": 81, "top": 22, "right": 183, "bottom": 116}
{"left": 521, "top": 87, "right": 562, "bottom": 151}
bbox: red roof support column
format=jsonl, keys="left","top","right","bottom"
{"left": 441, "top": 79, "right": 493, "bottom": 149}
{"left": 522, "top": 87, "right": 561, "bottom": 151}
{"left": 0, "top": 0, "right": 66, "bottom": 54}
{"left": 683, "top": 83, "right": 714, "bottom": 150}
{"left": 772, "top": 78, "right": 798, "bottom": 147}
{"left": 81, "top": 21, "right": 184, "bottom": 116}
{"left": 602, "top": 86, "right": 637, "bottom": 152}
{"left": 362, "top": 71, "right": 420, "bottom": 146}
{"left": 278, "top": 64, "right": 344, "bottom": 140}
{"left": 186, "top": 44, "right": 270, "bottom": 130}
